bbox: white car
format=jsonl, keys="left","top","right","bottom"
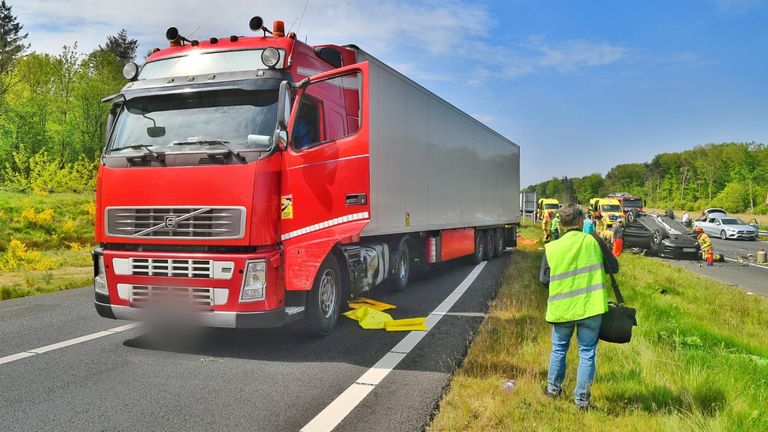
{"left": 694, "top": 216, "right": 759, "bottom": 240}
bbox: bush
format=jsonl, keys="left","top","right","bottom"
{"left": 2, "top": 149, "right": 97, "bottom": 194}
{"left": 712, "top": 182, "right": 750, "bottom": 213}
{"left": 19, "top": 207, "right": 54, "bottom": 227}
{"left": 0, "top": 239, "right": 58, "bottom": 271}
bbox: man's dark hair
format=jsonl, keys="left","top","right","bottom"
{"left": 558, "top": 204, "right": 583, "bottom": 231}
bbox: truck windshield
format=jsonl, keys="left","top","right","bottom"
{"left": 622, "top": 199, "right": 642, "bottom": 207}
{"left": 544, "top": 204, "right": 559, "bottom": 209}
{"left": 107, "top": 90, "right": 278, "bottom": 155}
{"left": 601, "top": 204, "right": 622, "bottom": 212}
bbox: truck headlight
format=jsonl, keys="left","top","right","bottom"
{"left": 94, "top": 253, "right": 108, "bottom": 295}
{"left": 261, "top": 48, "right": 280, "bottom": 68}
{"left": 240, "top": 260, "right": 266, "bottom": 302}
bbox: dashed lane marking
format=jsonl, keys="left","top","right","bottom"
{"left": 0, "top": 323, "right": 142, "bottom": 366}
{"left": 301, "top": 262, "right": 488, "bottom": 432}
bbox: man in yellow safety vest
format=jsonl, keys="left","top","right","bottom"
{"left": 539, "top": 204, "right": 619, "bottom": 410}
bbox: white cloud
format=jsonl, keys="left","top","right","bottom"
{"left": 13, "top": 0, "right": 627, "bottom": 86}
{"left": 14, "top": 0, "right": 492, "bottom": 57}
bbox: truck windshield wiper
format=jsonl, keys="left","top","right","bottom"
{"left": 112, "top": 144, "right": 166, "bottom": 166}
{"left": 172, "top": 140, "right": 247, "bottom": 164}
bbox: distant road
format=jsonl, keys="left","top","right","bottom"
{"left": 660, "top": 236, "right": 768, "bottom": 298}
{"left": 0, "top": 255, "right": 509, "bottom": 432}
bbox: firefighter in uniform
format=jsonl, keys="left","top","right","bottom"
{"left": 539, "top": 204, "right": 619, "bottom": 410}
{"left": 542, "top": 210, "right": 554, "bottom": 242}
{"left": 695, "top": 226, "right": 722, "bottom": 261}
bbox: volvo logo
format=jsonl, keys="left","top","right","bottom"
{"left": 164, "top": 215, "right": 178, "bottom": 230}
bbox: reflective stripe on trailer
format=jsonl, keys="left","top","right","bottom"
{"left": 281, "top": 212, "right": 369, "bottom": 241}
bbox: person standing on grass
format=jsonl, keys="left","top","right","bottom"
{"left": 582, "top": 215, "right": 595, "bottom": 234}
{"left": 542, "top": 210, "right": 553, "bottom": 242}
{"left": 611, "top": 219, "right": 624, "bottom": 257}
{"left": 539, "top": 204, "right": 619, "bottom": 410}
{"left": 551, "top": 213, "right": 560, "bottom": 240}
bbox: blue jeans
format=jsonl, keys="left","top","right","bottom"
{"left": 547, "top": 314, "right": 602, "bottom": 407}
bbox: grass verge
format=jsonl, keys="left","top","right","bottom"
{"left": 429, "top": 226, "right": 768, "bottom": 431}
{"left": 0, "top": 191, "right": 95, "bottom": 300}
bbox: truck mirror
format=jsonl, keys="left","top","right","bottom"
{"left": 147, "top": 126, "right": 166, "bottom": 138}
{"left": 247, "top": 134, "right": 273, "bottom": 151}
{"left": 277, "top": 80, "right": 291, "bottom": 131}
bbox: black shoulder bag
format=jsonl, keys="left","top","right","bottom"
{"left": 597, "top": 243, "right": 638, "bottom": 344}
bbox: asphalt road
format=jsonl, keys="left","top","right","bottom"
{"left": 659, "top": 236, "right": 768, "bottom": 298}
{"left": 0, "top": 254, "right": 510, "bottom": 432}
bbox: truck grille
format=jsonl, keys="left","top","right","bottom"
{"left": 112, "top": 257, "right": 234, "bottom": 279}
{"left": 130, "top": 285, "right": 214, "bottom": 308}
{"left": 131, "top": 258, "right": 213, "bottom": 278}
{"left": 105, "top": 206, "right": 245, "bottom": 239}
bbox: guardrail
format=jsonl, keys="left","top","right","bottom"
{"left": 760, "top": 230, "right": 768, "bottom": 236}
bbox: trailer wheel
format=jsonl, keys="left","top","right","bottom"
{"left": 302, "top": 254, "right": 342, "bottom": 337}
{"left": 494, "top": 228, "right": 505, "bottom": 256}
{"left": 473, "top": 230, "right": 485, "bottom": 264}
{"left": 386, "top": 237, "right": 411, "bottom": 292}
{"left": 484, "top": 230, "right": 496, "bottom": 260}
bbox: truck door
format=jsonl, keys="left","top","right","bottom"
{"left": 280, "top": 63, "right": 370, "bottom": 291}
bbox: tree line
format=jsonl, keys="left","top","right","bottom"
{"left": 525, "top": 142, "right": 768, "bottom": 215}
{"left": 0, "top": 1, "right": 135, "bottom": 193}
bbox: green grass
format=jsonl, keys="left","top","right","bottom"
{"left": 429, "top": 226, "right": 768, "bottom": 431}
{"left": 0, "top": 191, "right": 95, "bottom": 300}
{"left": 0, "top": 191, "right": 95, "bottom": 250}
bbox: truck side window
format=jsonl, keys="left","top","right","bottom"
{"left": 292, "top": 97, "right": 322, "bottom": 150}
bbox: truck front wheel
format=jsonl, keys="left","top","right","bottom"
{"left": 302, "top": 254, "right": 342, "bottom": 336}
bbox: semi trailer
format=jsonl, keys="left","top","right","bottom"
{"left": 93, "top": 17, "right": 520, "bottom": 335}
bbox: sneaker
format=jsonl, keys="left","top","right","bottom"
{"left": 576, "top": 403, "right": 589, "bottom": 412}
{"left": 544, "top": 388, "right": 561, "bottom": 399}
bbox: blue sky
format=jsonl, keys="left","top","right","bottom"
{"left": 13, "top": 0, "right": 768, "bottom": 186}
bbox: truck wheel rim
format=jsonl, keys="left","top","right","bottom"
{"left": 398, "top": 251, "right": 408, "bottom": 282}
{"left": 318, "top": 269, "right": 337, "bottom": 319}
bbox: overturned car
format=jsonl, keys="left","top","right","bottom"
{"left": 623, "top": 210, "right": 700, "bottom": 260}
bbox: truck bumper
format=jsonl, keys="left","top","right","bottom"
{"left": 94, "top": 301, "right": 304, "bottom": 329}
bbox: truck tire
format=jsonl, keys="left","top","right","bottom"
{"left": 494, "top": 228, "right": 505, "bottom": 256}
{"left": 386, "top": 237, "right": 411, "bottom": 292}
{"left": 473, "top": 230, "right": 485, "bottom": 264}
{"left": 302, "top": 254, "right": 342, "bottom": 336}
{"left": 484, "top": 229, "right": 496, "bottom": 260}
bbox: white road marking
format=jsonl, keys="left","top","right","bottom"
{"left": 301, "top": 261, "right": 488, "bottom": 432}
{"left": 723, "top": 257, "right": 768, "bottom": 270}
{"left": 0, "top": 322, "right": 142, "bottom": 366}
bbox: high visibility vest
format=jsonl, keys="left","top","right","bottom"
{"left": 544, "top": 231, "right": 608, "bottom": 323}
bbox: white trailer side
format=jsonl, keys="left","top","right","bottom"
{"left": 352, "top": 48, "right": 520, "bottom": 237}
